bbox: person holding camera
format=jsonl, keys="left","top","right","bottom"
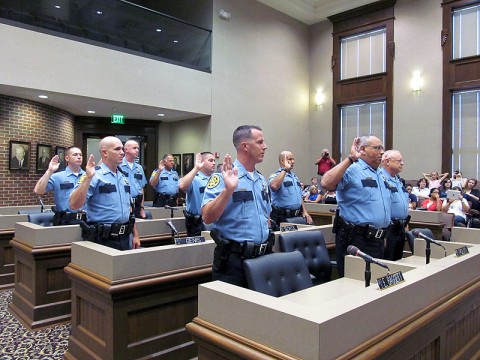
{"left": 451, "top": 169, "right": 467, "bottom": 190}
{"left": 315, "top": 148, "right": 336, "bottom": 180}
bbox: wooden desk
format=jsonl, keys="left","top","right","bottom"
{"left": 304, "top": 203, "right": 336, "bottom": 226}
{"left": 188, "top": 244, "right": 480, "bottom": 359}
{"left": 64, "top": 241, "right": 215, "bottom": 360}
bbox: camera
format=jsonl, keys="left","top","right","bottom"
{"left": 323, "top": 152, "right": 329, "bottom": 157}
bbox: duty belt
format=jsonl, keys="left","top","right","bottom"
{"left": 91, "top": 222, "right": 132, "bottom": 239}
{"left": 272, "top": 206, "right": 302, "bottom": 218}
{"left": 63, "top": 212, "right": 87, "bottom": 222}
{"left": 228, "top": 240, "right": 269, "bottom": 259}
{"left": 352, "top": 224, "right": 391, "bottom": 239}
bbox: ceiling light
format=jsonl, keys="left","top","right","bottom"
{"left": 54, "top": 5, "right": 61, "bottom": 9}
{"left": 157, "top": 113, "right": 165, "bottom": 117}
{"left": 38, "top": 95, "right": 48, "bottom": 99}
{"left": 87, "top": 110, "right": 96, "bottom": 114}
{"left": 156, "top": 28, "right": 162, "bottom": 32}
{"left": 96, "top": 10, "right": 103, "bottom": 15}
{"left": 173, "top": 40, "right": 178, "bottom": 43}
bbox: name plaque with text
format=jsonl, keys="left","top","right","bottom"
{"left": 454, "top": 246, "right": 470, "bottom": 257}
{"left": 377, "top": 271, "right": 405, "bottom": 290}
{"left": 175, "top": 236, "right": 206, "bottom": 245}
{"left": 280, "top": 225, "right": 298, "bottom": 232}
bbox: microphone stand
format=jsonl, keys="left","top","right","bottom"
{"left": 425, "top": 241, "right": 431, "bottom": 264}
{"left": 364, "top": 261, "right": 371, "bottom": 288}
{"left": 165, "top": 205, "right": 179, "bottom": 243}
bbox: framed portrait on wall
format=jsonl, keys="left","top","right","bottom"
{"left": 36, "top": 144, "right": 52, "bottom": 171}
{"left": 182, "top": 153, "right": 194, "bottom": 175}
{"left": 55, "top": 146, "right": 67, "bottom": 171}
{"left": 172, "top": 153, "right": 182, "bottom": 175}
{"left": 9, "top": 140, "right": 31, "bottom": 170}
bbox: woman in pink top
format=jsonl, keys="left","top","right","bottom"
{"left": 423, "top": 171, "right": 449, "bottom": 189}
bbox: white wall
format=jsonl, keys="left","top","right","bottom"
{"left": 210, "top": 0, "right": 311, "bottom": 180}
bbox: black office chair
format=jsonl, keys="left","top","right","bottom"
{"left": 278, "top": 230, "right": 332, "bottom": 284}
{"left": 27, "top": 212, "right": 55, "bottom": 227}
{"left": 405, "top": 228, "right": 435, "bottom": 254}
{"left": 285, "top": 217, "right": 308, "bottom": 225}
{"left": 243, "top": 252, "right": 313, "bottom": 297}
{"left": 18, "top": 209, "right": 42, "bottom": 215}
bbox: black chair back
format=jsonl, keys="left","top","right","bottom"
{"left": 405, "top": 228, "right": 435, "bottom": 254}
{"left": 243, "top": 252, "right": 313, "bottom": 297}
{"left": 284, "top": 217, "right": 307, "bottom": 225}
{"left": 27, "top": 212, "right": 55, "bottom": 227}
{"left": 278, "top": 230, "right": 332, "bottom": 284}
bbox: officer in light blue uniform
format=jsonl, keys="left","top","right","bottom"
{"left": 202, "top": 125, "right": 271, "bottom": 287}
{"left": 203, "top": 160, "right": 271, "bottom": 244}
{"left": 269, "top": 151, "right": 312, "bottom": 228}
{"left": 179, "top": 152, "right": 217, "bottom": 236}
{"left": 34, "top": 146, "right": 86, "bottom": 225}
{"left": 120, "top": 140, "right": 147, "bottom": 218}
{"left": 380, "top": 150, "right": 409, "bottom": 261}
{"left": 321, "top": 135, "right": 391, "bottom": 277}
{"left": 70, "top": 136, "right": 140, "bottom": 251}
{"left": 149, "top": 154, "right": 179, "bottom": 207}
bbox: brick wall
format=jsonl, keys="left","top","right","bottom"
{"left": 0, "top": 95, "right": 75, "bottom": 206}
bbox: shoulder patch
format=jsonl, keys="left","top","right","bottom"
{"left": 207, "top": 174, "right": 220, "bottom": 189}
{"left": 78, "top": 174, "right": 87, "bottom": 183}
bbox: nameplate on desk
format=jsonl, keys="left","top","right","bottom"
{"left": 454, "top": 246, "right": 469, "bottom": 257}
{"left": 175, "top": 236, "right": 206, "bottom": 245}
{"left": 377, "top": 271, "right": 405, "bottom": 290}
{"left": 280, "top": 225, "right": 298, "bottom": 232}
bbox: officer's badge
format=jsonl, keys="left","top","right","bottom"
{"left": 78, "top": 174, "right": 86, "bottom": 183}
{"left": 124, "top": 179, "right": 130, "bottom": 186}
{"left": 207, "top": 174, "right": 220, "bottom": 189}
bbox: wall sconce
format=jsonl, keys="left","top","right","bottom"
{"left": 315, "top": 89, "right": 325, "bottom": 107}
{"left": 410, "top": 71, "right": 422, "bottom": 92}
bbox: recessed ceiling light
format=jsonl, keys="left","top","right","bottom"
{"left": 156, "top": 28, "right": 162, "bottom": 32}
{"left": 38, "top": 95, "right": 48, "bottom": 99}
{"left": 54, "top": 5, "right": 61, "bottom": 9}
{"left": 157, "top": 113, "right": 165, "bottom": 117}
{"left": 87, "top": 110, "right": 96, "bottom": 114}
{"left": 96, "top": 10, "right": 103, "bottom": 15}
{"left": 173, "top": 40, "right": 178, "bottom": 43}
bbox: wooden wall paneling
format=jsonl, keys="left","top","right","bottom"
{"left": 0, "top": 231, "right": 15, "bottom": 289}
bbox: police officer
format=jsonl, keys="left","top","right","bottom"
{"left": 269, "top": 151, "right": 312, "bottom": 228}
{"left": 380, "top": 150, "right": 410, "bottom": 261}
{"left": 120, "top": 139, "right": 147, "bottom": 218}
{"left": 34, "top": 146, "right": 86, "bottom": 225}
{"left": 70, "top": 136, "right": 140, "bottom": 250}
{"left": 321, "top": 135, "right": 391, "bottom": 277}
{"left": 202, "top": 125, "right": 271, "bottom": 287}
{"left": 178, "top": 152, "right": 216, "bottom": 236}
{"left": 149, "top": 154, "right": 179, "bottom": 207}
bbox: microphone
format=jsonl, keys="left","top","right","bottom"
{"left": 38, "top": 197, "right": 45, "bottom": 212}
{"left": 347, "top": 245, "right": 390, "bottom": 271}
{"left": 412, "top": 230, "right": 445, "bottom": 248}
{"left": 165, "top": 219, "right": 178, "bottom": 235}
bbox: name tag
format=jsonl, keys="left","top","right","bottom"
{"left": 175, "top": 236, "right": 206, "bottom": 245}
{"left": 454, "top": 246, "right": 469, "bottom": 257}
{"left": 280, "top": 225, "right": 298, "bottom": 232}
{"left": 134, "top": 174, "right": 143, "bottom": 180}
{"left": 99, "top": 184, "right": 117, "bottom": 193}
{"left": 377, "top": 271, "right": 405, "bottom": 290}
{"left": 60, "top": 182, "right": 74, "bottom": 190}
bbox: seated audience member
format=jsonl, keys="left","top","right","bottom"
{"left": 304, "top": 185, "right": 322, "bottom": 203}
{"left": 412, "top": 178, "right": 430, "bottom": 200}
{"left": 423, "top": 171, "right": 449, "bottom": 189}
{"left": 463, "top": 178, "right": 480, "bottom": 211}
{"left": 405, "top": 184, "right": 417, "bottom": 209}
{"left": 439, "top": 178, "right": 452, "bottom": 198}
{"left": 421, "top": 188, "right": 442, "bottom": 211}
{"left": 451, "top": 170, "right": 467, "bottom": 190}
{"left": 302, "top": 177, "right": 319, "bottom": 197}
{"left": 322, "top": 190, "right": 337, "bottom": 204}
{"left": 441, "top": 186, "right": 470, "bottom": 227}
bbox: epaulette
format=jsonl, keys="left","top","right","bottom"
{"left": 95, "top": 166, "right": 101, "bottom": 170}
{"left": 117, "top": 166, "right": 127, "bottom": 176}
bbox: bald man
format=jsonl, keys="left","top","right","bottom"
{"left": 70, "top": 136, "right": 140, "bottom": 251}
{"left": 269, "top": 150, "right": 312, "bottom": 229}
{"left": 380, "top": 150, "right": 410, "bottom": 260}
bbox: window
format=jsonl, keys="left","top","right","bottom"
{"left": 340, "top": 102, "right": 386, "bottom": 159}
{"left": 451, "top": 90, "right": 480, "bottom": 179}
{"left": 341, "top": 28, "right": 386, "bottom": 80}
{"left": 452, "top": 4, "right": 480, "bottom": 59}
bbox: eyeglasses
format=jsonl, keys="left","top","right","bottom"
{"left": 389, "top": 158, "right": 404, "bottom": 163}
{"left": 365, "top": 145, "right": 384, "bottom": 151}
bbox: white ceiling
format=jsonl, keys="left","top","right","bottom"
{"left": 2, "top": 0, "right": 377, "bottom": 122}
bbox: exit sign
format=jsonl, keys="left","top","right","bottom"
{"left": 111, "top": 114, "right": 125, "bottom": 124}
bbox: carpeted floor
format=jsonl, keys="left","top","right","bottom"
{"left": 0, "top": 290, "right": 70, "bottom": 360}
